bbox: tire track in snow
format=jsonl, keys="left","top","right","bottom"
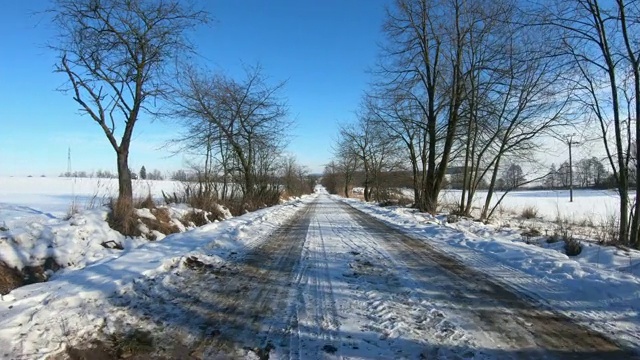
{"left": 283, "top": 196, "right": 478, "bottom": 359}
{"left": 330, "top": 206, "right": 478, "bottom": 358}
{"left": 166, "top": 199, "right": 316, "bottom": 359}
{"left": 339, "top": 199, "right": 639, "bottom": 359}
{"left": 282, "top": 202, "right": 343, "bottom": 359}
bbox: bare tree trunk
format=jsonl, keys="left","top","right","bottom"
{"left": 344, "top": 170, "right": 352, "bottom": 198}
{"left": 117, "top": 150, "right": 133, "bottom": 201}
{"left": 481, "top": 155, "right": 502, "bottom": 221}
{"left": 460, "top": 117, "right": 473, "bottom": 214}
{"left": 618, "top": 0, "right": 640, "bottom": 247}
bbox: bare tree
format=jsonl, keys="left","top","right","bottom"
{"left": 337, "top": 120, "right": 375, "bottom": 201}
{"left": 51, "top": 0, "right": 207, "bottom": 204}
{"left": 170, "top": 65, "right": 290, "bottom": 204}
{"left": 280, "top": 156, "right": 312, "bottom": 197}
{"left": 503, "top": 164, "right": 525, "bottom": 189}
{"left": 366, "top": 92, "right": 426, "bottom": 206}
{"left": 333, "top": 137, "right": 360, "bottom": 198}
{"left": 336, "top": 110, "right": 402, "bottom": 202}
{"left": 371, "top": 0, "right": 477, "bottom": 212}
{"left": 321, "top": 161, "right": 341, "bottom": 195}
{"left": 368, "top": 0, "right": 568, "bottom": 217}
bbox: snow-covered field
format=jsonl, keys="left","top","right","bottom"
{"left": 439, "top": 188, "right": 622, "bottom": 223}
{"left": 0, "top": 176, "right": 182, "bottom": 217}
{"left": 1, "top": 178, "right": 639, "bottom": 358}
{"left": 0, "top": 177, "right": 188, "bottom": 272}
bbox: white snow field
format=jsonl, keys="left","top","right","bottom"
{"left": 0, "top": 178, "right": 639, "bottom": 358}
{"left": 438, "top": 188, "right": 623, "bottom": 223}
{"left": 0, "top": 177, "right": 189, "bottom": 272}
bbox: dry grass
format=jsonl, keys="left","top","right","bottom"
{"left": 0, "top": 258, "right": 61, "bottom": 295}
{"left": 65, "top": 201, "right": 80, "bottom": 220}
{"left": 520, "top": 206, "right": 538, "bottom": 219}
{"left": 378, "top": 190, "right": 414, "bottom": 208}
{"left": 595, "top": 214, "right": 620, "bottom": 245}
{"left": 107, "top": 194, "right": 184, "bottom": 239}
{"left": 0, "top": 261, "right": 23, "bottom": 295}
{"left": 136, "top": 193, "right": 156, "bottom": 210}
{"left": 181, "top": 210, "right": 209, "bottom": 227}
{"left": 438, "top": 199, "right": 460, "bottom": 215}
{"left": 140, "top": 207, "right": 180, "bottom": 240}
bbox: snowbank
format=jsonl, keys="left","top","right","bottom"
{"left": 0, "top": 194, "right": 315, "bottom": 358}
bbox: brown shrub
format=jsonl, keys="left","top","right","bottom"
{"left": 0, "top": 258, "right": 61, "bottom": 295}
{"left": 564, "top": 236, "right": 582, "bottom": 256}
{"left": 223, "top": 200, "right": 246, "bottom": 216}
{"left": 188, "top": 191, "right": 219, "bottom": 213}
{"left": 139, "top": 207, "right": 180, "bottom": 240}
{"left": 136, "top": 193, "right": 156, "bottom": 210}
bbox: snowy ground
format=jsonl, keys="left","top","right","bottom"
{"left": 1, "top": 179, "right": 639, "bottom": 358}
{"left": 346, "top": 198, "right": 640, "bottom": 353}
{"left": 0, "top": 176, "right": 182, "bottom": 217}
{"left": 0, "top": 195, "right": 311, "bottom": 358}
{"left": 0, "top": 177, "right": 199, "bottom": 273}
{"left": 377, "top": 187, "right": 625, "bottom": 224}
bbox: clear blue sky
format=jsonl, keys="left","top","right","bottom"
{"left": 0, "top": 1, "right": 388, "bottom": 176}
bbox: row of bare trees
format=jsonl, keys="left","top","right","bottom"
{"left": 329, "top": 0, "right": 567, "bottom": 217}
{"left": 51, "top": 0, "right": 311, "bottom": 218}
{"left": 328, "top": 0, "right": 640, "bottom": 247}
{"left": 166, "top": 65, "right": 305, "bottom": 206}
{"left": 545, "top": 158, "right": 611, "bottom": 189}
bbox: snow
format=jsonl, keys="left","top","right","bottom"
{"left": 0, "top": 193, "right": 314, "bottom": 358}
{"left": 0, "top": 177, "right": 228, "bottom": 271}
{"left": 0, "top": 176, "right": 182, "bottom": 218}
{"left": 439, "top": 188, "right": 622, "bottom": 223}
{"left": 1, "top": 178, "right": 639, "bottom": 358}
{"left": 344, "top": 197, "right": 640, "bottom": 351}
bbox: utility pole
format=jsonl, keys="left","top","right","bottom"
{"left": 67, "top": 147, "right": 72, "bottom": 176}
{"left": 567, "top": 135, "right": 580, "bottom": 202}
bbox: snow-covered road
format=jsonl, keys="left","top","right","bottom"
{"left": 155, "top": 195, "right": 636, "bottom": 359}
{"left": 278, "top": 195, "right": 634, "bottom": 360}
{"left": 2, "top": 193, "right": 638, "bottom": 359}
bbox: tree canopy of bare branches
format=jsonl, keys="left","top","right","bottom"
{"left": 350, "top": 0, "right": 568, "bottom": 217}
{"left": 169, "top": 65, "right": 291, "bottom": 204}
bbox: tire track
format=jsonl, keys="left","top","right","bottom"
{"left": 339, "top": 199, "right": 639, "bottom": 360}
{"left": 289, "top": 197, "right": 474, "bottom": 359}
{"left": 283, "top": 204, "right": 343, "bottom": 359}
{"left": 188, "top": 199, "right": 315, "bottom": 358}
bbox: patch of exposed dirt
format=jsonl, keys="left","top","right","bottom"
{"left": 0, "top": 257, "right": 61, "bottom": 295}
{"left": 0, "top": 261, "right": 23, "bottom": 295}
